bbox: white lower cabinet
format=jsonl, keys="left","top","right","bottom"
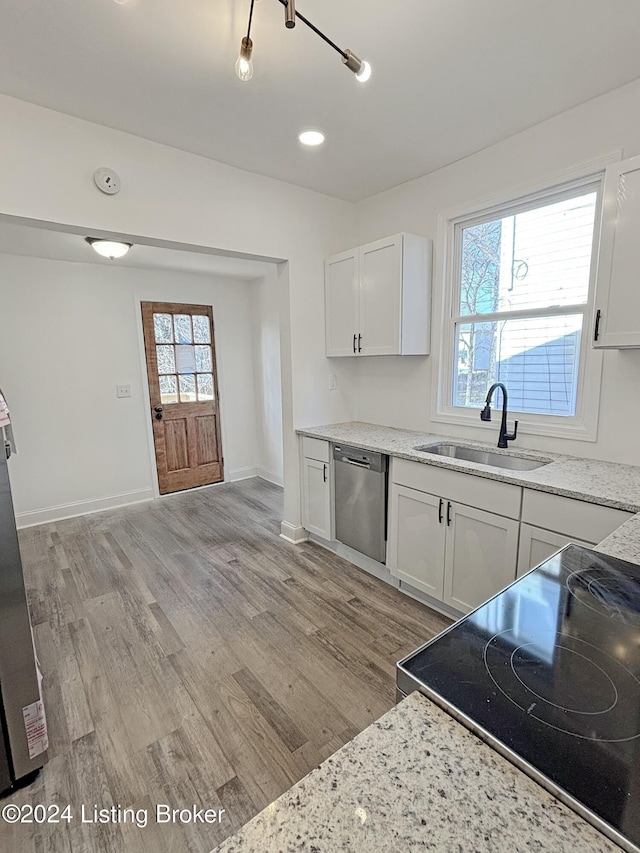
{"left": 388, "top": 485, "right": 446, "bottom": 599}
{"left": 444, "top": 504, "right": 519, "bottom": 613}
{"left": 516, "top": 524, "right": 594, "bottom": 578}
{"left": 388, "top": 481, "right": 519, "bottom": 615}
{"left": 301, "top": 438, "right": 332, "bottom": 540}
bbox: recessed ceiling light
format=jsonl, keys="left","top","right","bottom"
{"left": 86, "top": 238, "right": 132, "bottom": 260}
{"left": 298, "top": 130, "right": 325, "bottom": 147}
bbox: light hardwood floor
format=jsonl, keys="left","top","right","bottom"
{"left": 1, "top": 478, "right": 451, "bottom": 853}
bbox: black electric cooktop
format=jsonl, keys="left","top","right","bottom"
{"left": 397, "top": 545, "right": 640, "bottom": 853}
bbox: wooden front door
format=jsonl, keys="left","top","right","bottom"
{"left": 141, "top": 302, "right": 224, "bottom": 494}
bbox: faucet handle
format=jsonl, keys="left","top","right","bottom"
{"left": 504, "top": 420, "right": 518, "bottom": 442}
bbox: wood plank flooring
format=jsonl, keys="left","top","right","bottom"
{"left": 1, "top": 478, "right": 451, "bottom": 853}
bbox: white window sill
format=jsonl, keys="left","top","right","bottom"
{"left": 432, "top": 408, "right": 598, "bottom": 443}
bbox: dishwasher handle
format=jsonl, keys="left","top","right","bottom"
{"left": 339, "top": 456, "right": 371, "bottom": 469}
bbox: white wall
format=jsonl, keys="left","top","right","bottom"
{"left": 353, "top": 78, "right": 640, "bottom": 466}
{"left": 0, "top": 93, "right": 357, "bottom": 530}
{"left": 250, "top": 272, "right": 284, "bottom": 486}
{"left": 0, "top": 251, "right": 276, "bottom": 524}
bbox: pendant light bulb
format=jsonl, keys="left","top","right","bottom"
{"left": 236, "top": 37, "right": 254, "bottom": 81}
{"left": 342, "top": 50, "right": 371, "bottom": 83}
{"left": 355, "top": 60, "right": 372, "bottom": 83}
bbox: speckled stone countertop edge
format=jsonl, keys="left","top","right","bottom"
{"left": 211, "top": 692, "right": 620, "bottom": 853}
{"left": 297, "top": 421, "right": 640, "bottom": 514}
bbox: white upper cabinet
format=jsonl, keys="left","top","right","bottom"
{"left": 593, "top": 154, "right": 640, "bottom": 348}
{"left": 325, "top": 233, "right": 432, "bottom": 357}
{"left": 325, "top": 249, "right": 358, "bottom": 357}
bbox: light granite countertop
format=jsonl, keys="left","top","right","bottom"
{"left": 298, "top": 421, "right": 640, "bottom": 513}
{"left": 212, "top": 692, "right": 620, "bottom": 853}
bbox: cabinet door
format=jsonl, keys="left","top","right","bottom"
{"left": 358, "top": 235, "right": 403, "bottom": 355}
{"left": 387, "top": 484, "right": 446, "bottom": 599}
{"left": 593, "top": 154, "right": 640, "bottom": 348}
{"left": 325, "top": 249, "right": 359, "bottom": 357}
{"left": 516, "top": 523, "right": 594, "bottom": 578}
{"left": 302, "top": 458, "right": 332, "bottom": 539}
{"left": 444, "top": 503, "right": 519, "bottom": 614}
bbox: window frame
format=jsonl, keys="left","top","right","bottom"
{"left": 434, "top": 173, "right": 606, "bottom": 442}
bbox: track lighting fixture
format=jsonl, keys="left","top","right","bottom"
{"left": 236, "top": 0, "right": 371, "bottom": 83}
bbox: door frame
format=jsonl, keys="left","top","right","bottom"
{"left": 134, "top": 293, "right": 230, "bottom": 499}
{"left": 139, "top": 299, "right": 225, "bottom": 496}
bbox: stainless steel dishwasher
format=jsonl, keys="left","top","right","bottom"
{"left": 332, "top": 443, "right": 388, "bottom": 563}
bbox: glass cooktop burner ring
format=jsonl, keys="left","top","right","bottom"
{"left": 509, "top": 642, "right": 618, "bottom": 715}
{"left": 483, "top": 628, "right": 640, "bottom": 742}
{"left": 566, "top": 567, "right": 640, "bottom": 626}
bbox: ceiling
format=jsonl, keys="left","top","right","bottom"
{"left": 0, "top": 221, "right": 277, "bottom": 279}
{"left": 1, "top": 1, "right": 640, "bottom": 202}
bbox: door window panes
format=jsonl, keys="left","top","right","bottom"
{"left": 159, "top": 375, "right": 178, "bottom": 404}
{"left": 178, "top": 374, "right": 197, "bottom": 402}
{"left": 153, "top": 313, "right": 173, "bottom": 343}
{"left": 174, "top": 314, "right": 192, "bottom": 344}
{"left": 197, "top": 373, "right": 214, "bottom": 401}
{"left": 195, "top": 345, "right": 212, "bottom": 372}
{"left": 193, "top": 315, "right": 211, "bottom": 343}
{"left": 157, "top": 345, "right": 176, "bottom": 374}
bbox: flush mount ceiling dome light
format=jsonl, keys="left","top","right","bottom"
{"left": 86, "top": 238, "right": 132, "bottom": 260}
{"left": 298, "top": 130, "right": 325, "bottom": 146}
{"left": 236, "top": 0, "right": 371, "bottom": 84}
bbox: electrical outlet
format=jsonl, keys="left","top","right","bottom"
{"left": 116, "top": 384, "right": 132, "bottom": 398}
{"left": 329, "top": 374, "right": 338, "bottom": 390}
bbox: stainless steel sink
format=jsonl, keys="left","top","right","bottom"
{"left": 412, "top": 443, "right": 551, "bottom": 471}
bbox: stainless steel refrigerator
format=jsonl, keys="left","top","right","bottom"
{"left": 0, "top": 441, "right": 48, "bottom": 793}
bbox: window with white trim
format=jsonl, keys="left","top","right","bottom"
{"left": 439, "top": 179, "right": 603, "bottom": 438}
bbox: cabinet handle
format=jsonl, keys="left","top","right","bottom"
{"left": 446, "top": 501, "right": 452, "bottom": 527}
{"left": 358, "top": 333, "right": 362, "bottom": 353}
{"left": 323, "top": 464, "right": 327, "bottom": 483}
{"left": 438, "top": 498, "right": 443, "bottom": 524}
{"left": 594, "top": 309, "right": 601, "bottom": 342}
{"left": 353, "top": 334, "right": 357, "bottom": 353}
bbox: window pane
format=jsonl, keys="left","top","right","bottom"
{"left": 175, "top": 345, "right": 196, "bottom": 374}
{"left": 159, "top": 375, "right": 178, "bottom": 404}
{"left": 193, "top": 315, "right": 211, "bottom": 344}
{"left": 178, "top": 374, "right": 196, "bottom": 403}
{"left": 174, "top": 314, "right": 192, "bottom": 344}
{"left": 197, "top": 373, "right": 214, "bottom": 401}
{"left": 153, "top": 313, "right": 173, "bottom": 343}
{"left": 459, "top": 192, "right": 597, "bottom": 316}
{"left": 195, "top": 345, "right": 212, "bottom": 372}
{"left": 156, "top": 345, "right": 175, "bottom": 374}
{"left": 454, "top": 315, "right": 583, "bottom": 416}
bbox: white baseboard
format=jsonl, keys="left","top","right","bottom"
{"left": 280, "top": 521, "right": 309, "bottom": 544}
{"left": 227, "top": 466, "right": 258, "bottom": 482}
{"left": 256, "top": 467, "right": 284, "bottom": 487}
{"left": 15, "top": 488, "right": 155, "bottom": 529}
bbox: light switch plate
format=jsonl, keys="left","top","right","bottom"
{"left": 329, "top": 374, "right": 338, "bottom": 390}
{"left": 116, "top": 384, "right": 132, "bottom": 398}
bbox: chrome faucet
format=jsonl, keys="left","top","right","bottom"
{"left": 480, "top": 383, "right": 518, "bottom": 449}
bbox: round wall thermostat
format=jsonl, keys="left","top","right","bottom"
{"left": 94, "top": 168, "right": 121, "bottom": 195}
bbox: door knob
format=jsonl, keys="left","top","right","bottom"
{"left": 154, "top": 405, "right": 163, "bottom": 420}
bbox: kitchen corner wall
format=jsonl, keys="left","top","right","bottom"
{"left": 0, "top": 252, "right": 280, "bottom": 523}
{"left": 250, "top": 270, "right": 284, "bottom": 486}
{"left": 0, "top": 93, "right": 357, "bottom": 529}
{"left": 353, "top": 78, "right": 640, "bottom": 467}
